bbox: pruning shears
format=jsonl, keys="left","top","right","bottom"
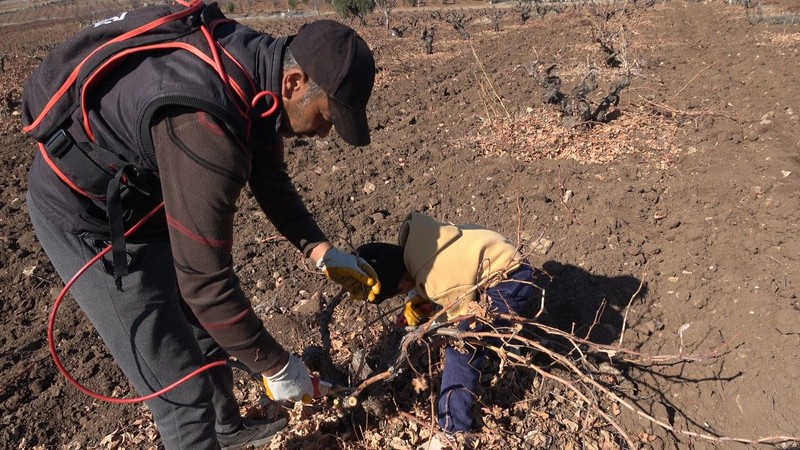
{"left": 302, "top": 376, "right": 352, "bottom": 403}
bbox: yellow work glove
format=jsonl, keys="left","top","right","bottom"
{"left": 316, "top": 247, "right": 381, "bottom": 302}
{"left": 397, "top": 290, "right": 434, "bottom": 327}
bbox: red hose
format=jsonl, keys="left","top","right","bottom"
{"left": 47, "top": 201, "right": 228, "bottom": 404}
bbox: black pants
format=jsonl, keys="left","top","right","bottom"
{"left": 28, "top": 194, "right": 241, "bottom": 450}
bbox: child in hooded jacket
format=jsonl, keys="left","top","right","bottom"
{"left": 358, "top": 212, "right": 538, "bottom": 446}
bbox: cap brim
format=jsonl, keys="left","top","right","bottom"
{"left": 330, "top": 97, "right": 370, "bottom": 146}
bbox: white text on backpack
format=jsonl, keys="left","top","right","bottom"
{"left": 94, "top": 11, "right": 128, "bottom": 28}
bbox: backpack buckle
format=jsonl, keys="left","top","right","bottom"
{"left": 44, "top": 129, "right": 73, "bottom": 159}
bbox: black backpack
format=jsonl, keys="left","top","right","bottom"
{"left": 22, "top": 0, "right": 281, "bottom": 287}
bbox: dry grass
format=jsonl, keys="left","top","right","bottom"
{"left": 762, "top": 30, "right": 800, "bottom": 46}
{"left": 472, "top": 103, "right": 682, "bottom": 167}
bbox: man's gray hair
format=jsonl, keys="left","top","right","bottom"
{"left": 283, "top": 47, "right": 325, "bottom": 105}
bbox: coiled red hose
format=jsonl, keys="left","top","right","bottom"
{"left": 47, "top": 201, "right": 227, "bottom": 404}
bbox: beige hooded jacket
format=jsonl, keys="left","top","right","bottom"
{"left": 398, "top": 212, "right": 523, "bottom": 319}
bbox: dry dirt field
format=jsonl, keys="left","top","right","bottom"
{"left": 1, "top": 0, "right": 799, "bottom": 449}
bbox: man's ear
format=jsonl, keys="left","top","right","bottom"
{"left": 282, "top": 68, "right": 307, "bottom": 100}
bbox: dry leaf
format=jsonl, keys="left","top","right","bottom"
{"left": 600, "top": 430, "right": 620, "bottom": 450}
{"left": 530, "top": 409, "right": 550, "bottom": 420}
{"left": 412, "top": 375, "right": 428, "bottom": 393}
{"left": 638, "top": 430, "right": 657, "bottom": 443}
{"left": 563, "top": 418, "right": 579, "bottom": 432}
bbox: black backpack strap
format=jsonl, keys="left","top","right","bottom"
{"left": 47, "top": 129, "right": 160, "bottom": 291}
{"left": 43, "top": 129, "right": 140, "bottom": 199}
{"left": 106, "top": 166, "right": 132, "bottom": 290}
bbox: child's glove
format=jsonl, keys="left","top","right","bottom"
{"left": 396, "top": 290, "right": 434, "bottom": 327}
{"left": 262, "top": 354, "right": 315, "bottom": 402}
{"left": 316, "top": 247, "right": 381, "bottom": 302}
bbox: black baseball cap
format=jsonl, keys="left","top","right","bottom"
{"left": 289, "top": 20, "right": 376, "bottom": 146}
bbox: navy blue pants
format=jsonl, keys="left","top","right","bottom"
{"left": 437, "top": 263, "right": 535, "bottom": 433}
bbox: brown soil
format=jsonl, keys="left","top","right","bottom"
{"left": 1, "top": 1, "right": 799, "bottom": 449}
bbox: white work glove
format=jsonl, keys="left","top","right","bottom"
{"left": 262, "top": 354, "right": 314, "bottom": 402}
{"left": 316, "top": 247, "right": 381, "bottom": 302}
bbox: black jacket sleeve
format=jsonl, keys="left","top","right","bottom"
{"left": 152, "top": 108, "right": 287, "bottom": 373}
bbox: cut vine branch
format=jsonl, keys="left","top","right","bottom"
{"left": 337, "top": 308, "right": 798, "bottom": 447}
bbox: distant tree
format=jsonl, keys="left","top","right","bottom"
{"left": 329, "top": 0, "right": 375, "bottom": 24}
{"left": 431, "top": 10, "right": 471, "bottom": 40}
{"left": 375, "top": 0, "right": 400, "bottom": 29}
{"left": 421, "top": 26, "right": 435, "bottom": 54}
{"left": 488, "top": 6, "right": 503, "bottom": 31}
{"left": 514, "top": 0, "right": 551, "bottom": 23}
{"left": 394, "top": 17, "right": 418, "bottom": 38}
{"left": 514, "top": 0, "right": 532, "bottom": 23}
{"left": 225, "top": 1, "right": 235, "bottom": 13}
